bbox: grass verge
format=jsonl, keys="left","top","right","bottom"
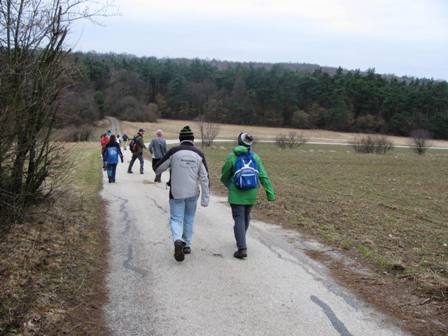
{"left": 0, "top": 142, "right": 107, "bottom": 335}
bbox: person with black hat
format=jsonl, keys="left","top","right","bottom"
{"left": 155, "top": 126, "right": 210, "bottom": 262}
{"left": 220, "top": 132, "right": 275, "bottom": 259}
{"left": 128, "top": 128, "right": 146, "bottom": 174}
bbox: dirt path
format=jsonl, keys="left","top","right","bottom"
{"left": 102, "top": 118, "right": 408, "bottom": 335}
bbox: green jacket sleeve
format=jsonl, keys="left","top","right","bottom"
{"left": 137, "top": 135, "right": 146, "bottom": 149}
{"left": 220, "top": 154, "right": 234, "bottom": 187}
{"left": 254, "top": 154, "right": 276, "bottom": 201}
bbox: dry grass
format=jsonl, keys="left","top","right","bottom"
{"left": 205, "top": 143, "right": 448, "bottom": 292}
{"left": 120, "top": 119, "right": 448, "bottom": 148}
{"left": 203, "top": 143, "right": 448, "bottom": 334}
{"left": 0, "top": 143, "right": 107, "bottom": 336}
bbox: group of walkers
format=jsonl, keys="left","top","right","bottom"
{"left": 100, "top": 125, "right": 275, "bottom": 261}
{"left": 100, "top": 130, "right": 124, "bottom": 183}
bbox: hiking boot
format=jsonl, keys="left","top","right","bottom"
{"left": 108, "top": 176, "right": 112, "bottom": 183}
{"left": 233, "top": 249, "right": 247, "bottom": 259}
{"left": 140, "top": 171, "right": 144, "bottom": 175}
{"left": 183, "top": 246, "right": 191, "bottom": 254}
{"left": 127, "top": 170, "right": 133, "bottom": 174}
{"left": 174, "top": 240, "right": 185, "bottom": 262}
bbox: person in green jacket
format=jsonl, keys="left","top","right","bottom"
{"left": 220, "top": 132, "right": 276, "bottom": 259}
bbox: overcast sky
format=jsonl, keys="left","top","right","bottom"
{"left": 71, "top": 0, "right": 448, "bottom": 80}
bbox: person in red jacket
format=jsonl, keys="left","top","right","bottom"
{"left": 100, "top": 132, "right": 110, "bottom": 169}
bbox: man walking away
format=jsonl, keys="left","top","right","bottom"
{"left": 104, "top": 135, "right": 124, "bottom": 183}
{"left": 220, "top": 132, "right": 275, "bottom": 259}
{"left": 155, "top": 126, "right": 209, "bottom": 262}
{"left": 128, "top": 128, "right": 146, "bottom": 174}
{"left": 149, "top": 129, "right": 168, "bottom": 182}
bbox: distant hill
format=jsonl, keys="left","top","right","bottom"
{"left": 69, "top": 52, "right": 448, "bottom": 139}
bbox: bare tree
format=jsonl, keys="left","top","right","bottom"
{"left": 410, "top": 129, "right": 432, "bottom": 155}
{"left": 196, "top": 116, "right": 220, "bottom": 147}
{"left": 275, "top": 134, "right": 288, "bottom": 149}
{"left": 0, "top": 0, "right": 113, "bottom": 223}
{"left": 275, "top": 132, "right": 307, "bottom": 149}
{"left": 352, "top": 135, "right": 393, "bottom": 154}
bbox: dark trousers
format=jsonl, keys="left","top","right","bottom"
{"left": 101, "top": 151, "right": 106, "bottom": 169}
{"left": 107, "top": 163, "right": 117, "bottom": 181}
{"left": 152, "top": 158, "right": 162, "bottom": 182}
{"left": 128, "top": 153, "right": 144, "bottom": 173}
{"left": 231, "top": 204, "right": 253, "bottom": 250}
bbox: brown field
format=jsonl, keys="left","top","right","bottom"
{"left": 202, "top": 142, "right": 448, "bottom": 335}
{"left": 119, "top": 119, "right": 448, "bottom": 148}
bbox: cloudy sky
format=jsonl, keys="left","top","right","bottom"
{"left": 71, "top": 0, "right": 448, "bottom": 79}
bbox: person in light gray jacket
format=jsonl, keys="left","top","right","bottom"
{"left": 149, "top": 129, "right": 167, "bottom": 182}
{"left": 155, "top": 125, "right": 210, "bottom": 262}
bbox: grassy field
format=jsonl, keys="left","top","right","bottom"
{"left": 203, "top": 143, "right": 448, "bottom": 297}
{"left": 120, "top": 119, "right": 448, "bottom": 147}
{"left": 0, "top": 143, "right": 107, "bottom": 335}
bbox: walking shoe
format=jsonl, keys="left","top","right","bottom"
{"left": 183, "top": 246, "right": 191, "bottom": 254}
{"left": 140, "top": 171, "right": 144, "bottom": 175}
{"left": 108, "top": 176, "right": 112, "bottom": 183}
{"left": 127, "top": 170, "right": 133, "bottom": 174}
{"left": 233, "top": 249, "right": 247, "bottom": 259}
{"left": 174, "top": 240, "right": 185, "bottom": 262}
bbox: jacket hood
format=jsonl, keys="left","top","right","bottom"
{"left": 233, "top": 145, "right": 250, "bottom": 155}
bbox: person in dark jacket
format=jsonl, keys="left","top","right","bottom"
{"left": 155, "top": 126, "right": 210, "bottom": 262}
{"left": 122, "top": 133, "right": 129, "bottom": 150}
{"left": 220, "top": 132, "right": 275, "bottom": 259}
{"left": 128, "top": 128, "right": 146, "bottom": 174}
{"left": 149, "top": 129, "right": 167, "bottom": 182}
{"left": 104, "top": 135, "right": 124, "bottom": 183}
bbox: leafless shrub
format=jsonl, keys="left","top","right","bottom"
{"left": 287, "top": 131, "right": 307, "bottom": 148}
{"left": 352, "top": 135, "right": 393, "bottom": 154}
{"left": 196, "top": 116, "right": 220, "bottom": 147}
{"left": 275, "top": 132, "right": 307, "bottom": 149}
{"left": 410, "top": 129, "right": 432, "bottom": 155}
{"left": 275, "top": 134, "right": 288, "bottom": 149}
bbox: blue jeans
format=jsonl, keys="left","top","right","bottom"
{"left": 169, "top": 196, "right": 198, "bottom": 247}
{"left": 107, "top": 163, "right": 117, "bottom": 181}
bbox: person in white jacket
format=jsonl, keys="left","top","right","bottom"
{"left": 155, "top": 126, "right": 210, "bottom": 262}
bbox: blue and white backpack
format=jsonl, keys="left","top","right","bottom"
{"left": 233, "top": 151, "right": 260, "bottom": 190}
{"left": 106, "top": 146, "right": 119, "bottom": 164}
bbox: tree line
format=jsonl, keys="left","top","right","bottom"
{"left": 67, "top": 52, "right": 448, "bottom": 139}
